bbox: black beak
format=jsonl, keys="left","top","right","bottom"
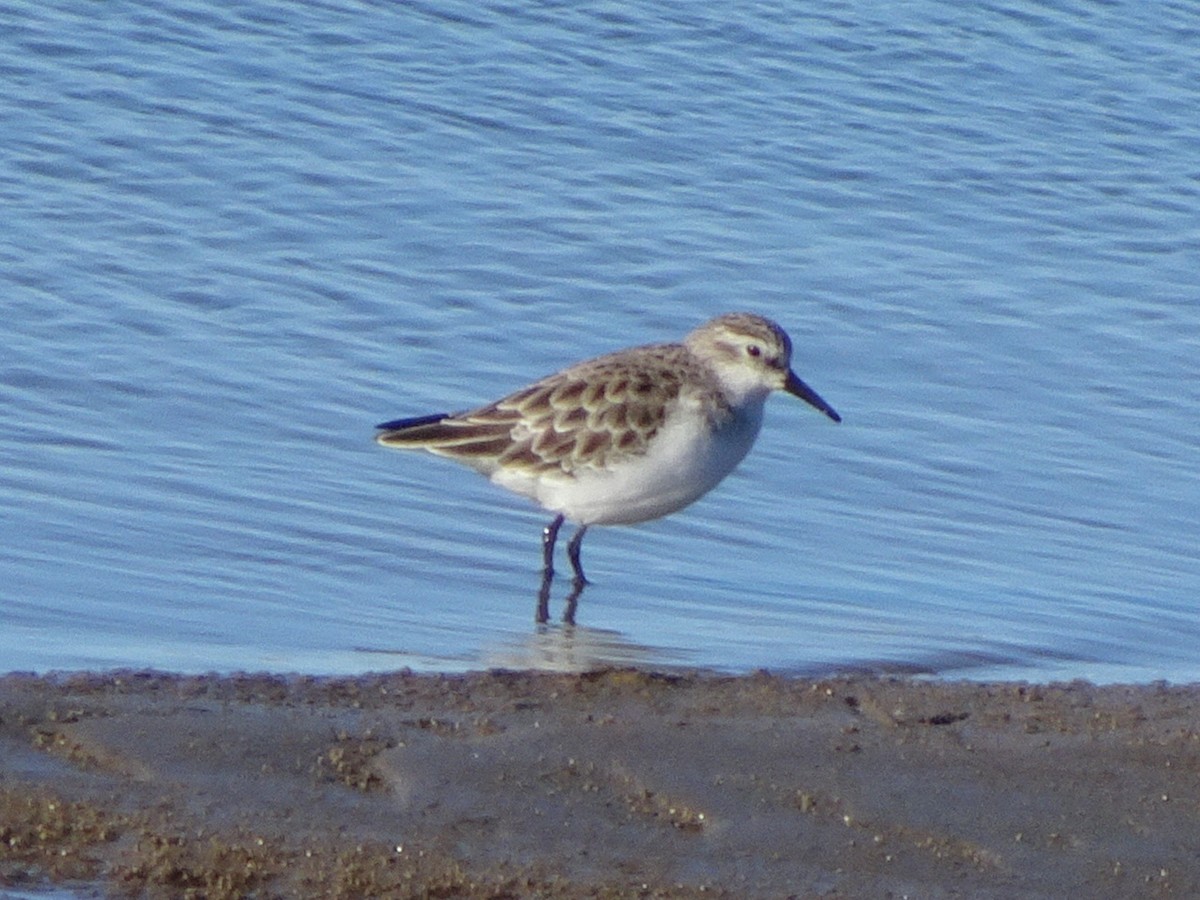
{"left": 785, "top": 370, "right": 841, "bottom": 422}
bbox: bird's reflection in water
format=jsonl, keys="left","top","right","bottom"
{"left": 482, "top": 618, "right": 692, "bottom": 674}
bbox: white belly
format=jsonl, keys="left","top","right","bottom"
{"left": 497, "top": 399, "right": 766, "bottom": 526}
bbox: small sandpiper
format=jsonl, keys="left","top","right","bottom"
{"left": 376, "top": 312, "right": 841, "bottom": 622}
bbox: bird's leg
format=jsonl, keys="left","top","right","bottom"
{"left": 562, "top": 527, "right": 588, "bottom": 625}
{"left": 535, "top": 577, "right": 551, "bottom": 625}
{"left": 542, "top": 514, "right": 564, "bottom": 579}
{"left": 536, "top": 514, "right": 565, "bottom": 624}
{"left": 566, "top": 525, "right": 589, "bottom": 588}
{"left": 563, "top": 578, "right": 584, "bottom": 626}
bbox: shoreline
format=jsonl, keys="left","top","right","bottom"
{"left": 2, "top": 668, "right": 1198, "bottom": 897}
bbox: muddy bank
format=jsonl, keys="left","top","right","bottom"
{"left": 1, "top": 668, "right": 1198, "bottom": 898}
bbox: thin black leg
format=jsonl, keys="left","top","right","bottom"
{"left": 536, "top": 514, "right": 565, "bottom": 624}
{"left": 542, "top": 514, "right": 564, "bottom": 578}
{"left": 566, "top": 525, "right": 589, "bottom": 587}
{"left": 536, "top": 576, "right": 552, "bottom": 625}
{"left": 562, "top": 578, "right": 584, "bottom": 626}
{"left": 562, "top": 525, "right": 589, "bottom": 626}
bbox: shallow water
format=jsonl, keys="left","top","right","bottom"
{"left": 3, "top": 0, "right": 1199, "bottom": 683}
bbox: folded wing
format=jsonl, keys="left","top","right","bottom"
{"left": 375, "top": 347, "right": 689, "bottom": 477}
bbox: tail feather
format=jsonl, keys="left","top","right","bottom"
{"left": 376, "top": 399, "right": 565, "bottom": 477}
{"left": 375, "top": 411, "right": 519, "bottom": 457}
{"left": 375, "top": 413, "right": 450, "bottom": 431}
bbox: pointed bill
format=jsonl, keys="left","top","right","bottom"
{"left": 784, "top": 370, "right": 841, "bottom": 422}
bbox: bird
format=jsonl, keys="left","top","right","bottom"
{"left": 375, "top": 312, "right": 841, "bottom": 622}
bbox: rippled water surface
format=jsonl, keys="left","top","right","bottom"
{"left": 4, "top": 1, "right": 1199, "bottom": 682}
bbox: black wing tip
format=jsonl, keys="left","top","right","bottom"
{"left": 375, "top": 412, "right": 450, "bottom": 431}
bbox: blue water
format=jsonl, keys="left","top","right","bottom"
{"left": 3, "top": 0, "right": 1198, "bottom": 683}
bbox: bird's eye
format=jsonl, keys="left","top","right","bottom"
{"left": 746, "top": 344, "right": 762, "bottom": 358}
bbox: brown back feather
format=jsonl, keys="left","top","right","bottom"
{"left": 377, "top": 343, "right": 711, "bottom": 475}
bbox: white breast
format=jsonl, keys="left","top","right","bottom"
{"left": 501, "top": 395, "right": 766, "bottom": 526}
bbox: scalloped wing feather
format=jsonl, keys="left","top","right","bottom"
{"left": 376, "top": 344, "right": 702, "bottom": 476}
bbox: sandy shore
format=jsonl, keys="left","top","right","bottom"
{"left": 1, "top": 668, "right": 1197, "bottom": 898}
